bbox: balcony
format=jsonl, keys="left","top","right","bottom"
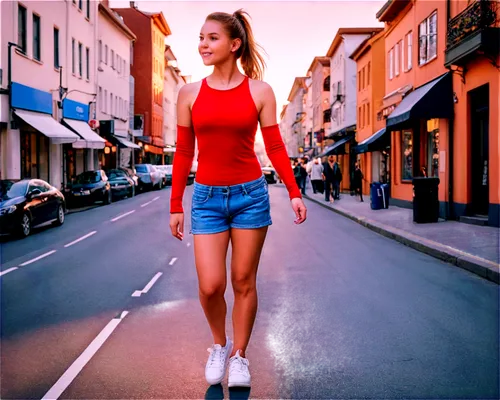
{"left": 445, "top": 0, "right": 500, "bottom": 67}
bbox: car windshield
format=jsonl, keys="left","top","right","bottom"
{"left": 136, "top": 165, "right": 148, "bottom": 173}
{"left": 0, "top": 180, "right": 28, "bottom": 200}
{"left": 74, "top": 171, "right": 101, "bottom": 184}
{"left": 107, "top": 170, "right": 125, "bottom": 179}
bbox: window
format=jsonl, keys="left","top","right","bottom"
{"left": 366, "top": 103, "right": 370, "bottom": 126}
{"left": 402, "top": 130, "right": 413, "bottom": 181}
{"left": 401, "top": 38, "right": 405, "bottom": 73}
{"left": 98, "top": 40, "right": 102, "bottom": 63}
{"left": 358, "top": 107, "right": 362, "bottom": 128}
{"left": 419, "top": 11, "right": 437, "bottom": 65}
{"left": 18, "top": 5, "right": 27, "bottom": 53}
{"left": 105, "top": 45, "right": 108, "bottom": 64}
{"left": 78, "top": 43, "right": 83, "bottom": 76}
{"left": 72, "top": 38, "right": 75, "bottom": 73}
{"left": 110, "top": 93, "right": 113, "bottom": 116}
{"left": 54, "top": 27, "right": 60, "bottom": 68}
{"left": 111, "top": 49, "right": 114, "bottom": 69}
{"left": 361, "top": 68, "right": 365, "bottom": 90}
{"left": 86, "top": 0, "right": 90, "bottom": 19}
{"left": 406, "top": 31, "right": 413, "bottom": 70}
{"left": 86, "top": 47, "right": 89, "bottom": 80}
{"left": 395, "top": 42, "right": 400, "bottom": 76}
{"left": 367, "top": 62, "right": 370, "bottom": 86}
{"left": 99, "top": 87, "right": 103, "bottom": 111}
{"left": 358, "top": 71, "right": 361, "bottom": 91}
{"left": 104, "top": 89, "right": 108, "bottom": 113}
{"left": 389, "top": 48, "right": 394, "bottom": 80}
{"left": 78, "top": 0, "right": 82, "bottom": 10}
{"left": 33, "top": 14, "right": 41, "bottom": 61}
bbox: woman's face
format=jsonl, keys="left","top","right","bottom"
{"left": 199, "top": 20, "right": 240, "bottom": 66}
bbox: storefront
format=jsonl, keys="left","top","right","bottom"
{"left": 62, "top": 99, "right": 105, "bottom": 185}
{"left": 385, "top": 72, "right": 453, "bottom": 217}
{"left": 9, "top": 82, "right": 79, "bottom": 188}
{"left": 99, "top": 119, "right": 140, "bottom": 170}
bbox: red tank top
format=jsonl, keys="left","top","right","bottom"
{"left": 192, "top": 76, "right": 262, "bottom": 185}
{"left": 169, "top": 76, "right": 301, "bottom": 213}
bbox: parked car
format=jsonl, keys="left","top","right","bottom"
{"left": 262, "top": 166, "right": 277, "bottom": 184}
{"left": 106, "top": 169, "right": 135, "bottom": 199}
{"left": 65, "top": 170, "right": 112, "bottom": 207}
{"left": 156, "top": 165, "right": 173, "bottom": 186}
{"left": 135, "top": 164, "right": 163, "bottom": 191}
{"left": 0, "top": 179, "right": 66, "bottom": 238}
{"left": 119, "top": 167, "right": 139, "bottom": 188}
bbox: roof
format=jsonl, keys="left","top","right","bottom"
{"left": 307, "top": 57, "right": 330, "bottom": 74}
{"left": 287, "top": 77, "right": 308, "bottom": 102}
{"left": 376, "top": 0, "right": 412, "bottom": 22}
{"left": 349, "top": 28, "right": 384, "bottom": 61}
{"left": 99, "top": 4, "right": 137, "bottom": 41}
{"left": 326, "top": 27, "right": 383, "bottom": 57}
{"left": 113, "top": 7, "right": 171, "bottom": 36}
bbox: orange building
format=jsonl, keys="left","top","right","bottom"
{"left": 350, "top": 29, "right": 386, "bottom": 195}
{"left": 114, "top": 4, "right": 171, "bottom": 163}
{"left": 445, "top": 0, "right": 500, "bottom": 227}
{"left": 377, "top": 0, "right": 454, "bottom": 218}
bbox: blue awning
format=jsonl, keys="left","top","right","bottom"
{"left": 353, "top": 128, "right": 388, "bottom": 154}
{"left": 319, "top": 136, "right": 353, "bottom": 157}
{"left": 386, "top": 72, "right": 453, "bottom": 129}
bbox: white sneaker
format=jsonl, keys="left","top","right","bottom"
{"left": 205, "top": 337, "right": 233, "bottom": 385}
{"left": 228, "top": 350, "right": 251, "bottom": 388}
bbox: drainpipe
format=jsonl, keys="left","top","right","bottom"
{"left": 447, "top": 0, "right": 455, "bottom": 220}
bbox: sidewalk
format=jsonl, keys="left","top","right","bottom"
{"left": 300, "top": 187, "right": 499, "bottom": 284}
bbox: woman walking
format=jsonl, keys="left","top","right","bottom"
{"left": 169, "top": 9, "right": 307, "bottom": 388}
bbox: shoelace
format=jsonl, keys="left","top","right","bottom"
{"left": 207, "top": 345, "right": 225, "bottom": 368}
{"left": 230, "top": 355, "right": 249, "bottom": 375}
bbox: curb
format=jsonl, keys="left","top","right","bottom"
{"left": 304, "top": 194, "right": 499, "bottom": 285}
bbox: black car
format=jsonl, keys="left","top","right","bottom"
{"left": 65, "top": 170, "right": 112, "bottom": 207}
{"left": 0, "top": 179, "right": 66, "bottom": 238}
{"left": 107, "top": 169, "right": 135, "bottom": 199}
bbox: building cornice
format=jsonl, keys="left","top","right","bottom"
{"left": 376, "top": 0, "right": 412, "bottom": 22}
{"left": 350, "top": 29, "right": 384, "bottom": 61}
{"left": 99, "top": 4, "right": 137, "bottom": 41}
{"left": 326, "top": 27, "right": 383, "bottom": 57}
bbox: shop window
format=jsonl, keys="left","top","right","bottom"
{"left": 21, "top": 132, "right": 49, "bottom": 182}
{"left": 402, "top": 130, "right": 413, "bottom": 181}
{"left": 427, "top": 119, "right": 440, "bottom": 177}
{"left": 18, "top": 4, "right": 27, "bottom": 53}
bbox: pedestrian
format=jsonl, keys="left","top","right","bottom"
{"left": 168, "top": 9, "right": 307, "bottom": 389}
{"left": 353, "top": 162, "right": 364, "bottom": 202}
{"left": 333, "top": 157, "right": 342, "bottom": 200}
{"left": 310, "top": 157, "right": 324, "bottom": 194}
{"left": 322, "top": 155, "right": 336, "bottom": 202}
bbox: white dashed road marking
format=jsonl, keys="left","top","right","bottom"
{"left": 0, "top": 267, "right": 18, "bottom": 277}
{"left": 110, "top": 210, "right": 135, "bottom": 222}
{"left": 19, "top": 250, "right": 57, "bottom": 267}
{"left": 169, "top": 257, "right": 178, "bottom": 266}
{"left": 42, "top": 311, "right": 129, "bottom": 400}
{"left": 64, "top": 231, "right": 97, "bottom": 248}
{"left": 132, "top": 272, "right": 163, "bottom": 297}
{"left": 140, "top": 201, "right": 152, "bottom": 208}
{"left": 152, "top": 196, "right": 160, "bottom": 202}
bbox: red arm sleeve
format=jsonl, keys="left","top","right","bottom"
{"left": 170, "top": 124, "right": 195, "bottom": 213}
{"left": 261, "top": 124, "right": 302, "bottom": 200}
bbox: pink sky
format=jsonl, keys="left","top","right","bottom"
{"left": 111, "top": 0, "right": 385, "bottom": 113}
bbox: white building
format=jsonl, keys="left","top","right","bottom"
{"left": 326, "top": 28, "right": 380, "bottom": 138}
{"left": 286, "top": 77, "right": 308, "bottom": 158}
{"left": 96, "top": 1, "right": 138, "bottom": 170}
{"left": 163, "top": 45, "right": 185, "bottom": 164}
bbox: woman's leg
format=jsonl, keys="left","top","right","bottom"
{"left": 229, "top": 227, "right": 268, "bottom": 357}
{"left": 194, "top": 231, "right": 231, "bottom": 346}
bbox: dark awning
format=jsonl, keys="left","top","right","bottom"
{"left": 353, "top": 128, "right": 388, "bottom": 154}
{"left": 319, "top": 136, "right": 353, "bottom": 157}
{"left": 386, "top": 72, "right": 453, "bottom": 129}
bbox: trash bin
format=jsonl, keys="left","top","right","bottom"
{"left": 370, "top": 182, "right": 389, "bottom": 210}
{"left": 413, "top": 177, "right": 440, "bottom": 223}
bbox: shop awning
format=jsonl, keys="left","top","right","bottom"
{"left": 319, "top": 136, "right": 353, "bottom": 157}
{"left": 353, "top": 128, "right": 388, "bottom": 154}
{"left": 14, "top": 109, "right": 80, "bottom": 144}
{"left": 113, "top": 135, "right": 141, "bottom": 149}
{"left": 386, "top": 72, "right": 453, "bottom": 129}
{"left": 63, "top": 119, "right": 106, "bottom": 149}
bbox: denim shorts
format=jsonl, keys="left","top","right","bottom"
{"left": 190, "top": 175, "right": 272, "bottom": 235}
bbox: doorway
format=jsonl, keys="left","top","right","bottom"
{"left": 470, "top": 84, "right": 489, "bottom": 216}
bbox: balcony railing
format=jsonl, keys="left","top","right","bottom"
{"left": 447, "top": 0, "right": 498, "bottom": 49}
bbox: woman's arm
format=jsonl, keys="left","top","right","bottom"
{"left": 257, "top": 82, "right": 302, "bottom": 200}
{"left": 170, "top": 84, "right": 196, "bottom": 214}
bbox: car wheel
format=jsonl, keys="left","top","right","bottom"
{"left": 104, "top": 190, "right": 112, "bottom": 205}
{"left": 53, "top": 204, "right": 65, "bottom": 226}
{"left": 19, "top": 213, "right": 31, "bottom": 238}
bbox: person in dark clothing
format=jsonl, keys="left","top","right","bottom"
{"left": 353, "top": 162, "right": 364, "bottom": 202}
{"left": 322, "top": 155, "right": 336, "bottom": 202}
{"left": 332, "top": 159, "right": 342, "bottom": 200}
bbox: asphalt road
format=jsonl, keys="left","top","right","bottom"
{"left": 0, "top": 184, "right": 498, "bottom": 399}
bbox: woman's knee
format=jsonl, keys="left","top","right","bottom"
{"left": 231, "top": 274, "right": 256, "bottom": 296}
{"left": 199, "top": 282, "right": 226, "bottom": 299}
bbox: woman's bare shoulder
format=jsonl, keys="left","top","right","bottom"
{"left": 179, "top": 81, "right": 203, "bottom": 99}
{"left": 248, "top": 79, "right": 274, "bottom": 96}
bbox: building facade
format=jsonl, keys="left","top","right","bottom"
{"left": 114, "top": 4, "right": 171, "bottom": 164}
{"left": 97, "top": 0, "right": 138, "bottom": 171}
{"left": 445, "top": 0, "right": 499, "bottom": 226}
{"left": 307, "top": 57, "right": 330, "bottom": 155}
{"left": 0, "top": 0, "right": 102, "bottom": 189}
{"left": 350, "top": 29, "right": 386, "bottom": 195}
{"left": 286, "top": 77, "right": 308, "bottom": 158}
